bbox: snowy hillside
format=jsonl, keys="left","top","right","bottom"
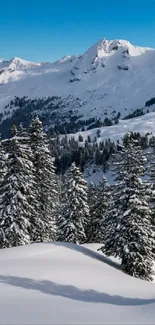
{"left": 0, "top": 242, "right": 155, "bottom": 324}
{"left": 67, "top": 111, "right": 155, "bottom": 143}
{"left": 0, "top": 38, "right": 155, "bottom": 122}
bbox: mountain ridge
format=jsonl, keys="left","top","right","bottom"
{"left": 1, "top": 38, "right": 154, "bottom": 65}
{"left": 0, "top": 38, "right": 155, "bottom": 136}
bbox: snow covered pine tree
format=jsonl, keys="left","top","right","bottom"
{"left": 100, "top": 133, "right": 155, "bottom": 281}
{"left": 0, "top": 126, "right": 35, "bottom": 248}
{"left": 29, "top": 117, "right": 58, "bottom": 242}
{"left": 57, "top": 162, "right": 89, "bottom": 243}
{"left": 88, "top": 182, "right": 98, "bottom": 242}
{"left": 0, "top": 135, "right": 7, "bottom": 183}
{"left": 89, "top": 177, "right": 111, "bottom": 243}
{"left": 147, "top": 135, "right": 155, "bottom": 224}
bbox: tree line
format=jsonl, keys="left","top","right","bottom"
{"left": 0, "top": 96, "right": 119, "bottom": 139}
{"left": 51, "top": 131, "right": 149, "bottom": 174}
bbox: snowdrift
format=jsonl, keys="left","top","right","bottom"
{"left": 0, "top": 242, "right": 155, "bottom": 324}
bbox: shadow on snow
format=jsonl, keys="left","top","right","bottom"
{"left": 54, "top": 242, "right": 121, "bottom": 270}
{"left": 0, "top": 274, "right": 155, "bottom": 306}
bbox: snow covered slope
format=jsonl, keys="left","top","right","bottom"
{"left": 67, "top": 111, "right": 155, "bottom": 143}
{"left": 0, "top": 242, "right": 155, "bottom": 324}
{"left": 0, "top": 38, "right": 155, "bottom": 120}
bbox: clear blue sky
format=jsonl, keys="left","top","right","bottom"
{"left": 0, "top": 0, "right": 155, "bottom": 62}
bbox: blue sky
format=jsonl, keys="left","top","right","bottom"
{"left": 0, "top": 0, "right": 155, "bottom": 62}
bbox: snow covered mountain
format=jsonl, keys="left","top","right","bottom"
{"left": 1, "top": 242, "right": 155, "bottom": 324}
{"left": 0, "top": 38, "right": 155, "bottom": 125}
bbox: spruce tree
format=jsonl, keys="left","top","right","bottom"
{"left": 57, "top": 174, "right": 77, "bottom": 243}
{"left": 88, "top": 182, "right": 98, "bottom": 242}
{"left": 18, "top": 123, "right": 28, "bottom": 137}
{"left": 0, "top": 136, "right": 7, "bottom": 182}
{"left": 100, "top": 134, "right": 155, "bottom": 281}
{"left": 0, "top": 129, "right": 36, "bottom": 248}
{"left": 29, "top": 117, "right": 58, "bottom": 242}
{"left": 147, "top": 136, "right": 155, "bottom": 219}
{"left": 57, "top": 162, "right": 89, "bottom": 243}
{"left": 89, "top": 177, "right": 111, "bottom": 243}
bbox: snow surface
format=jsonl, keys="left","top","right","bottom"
{"left": 0, "top": 242, "right": 155, "bottom": 324}
{"left": 0, "top": 38, "right": 155, "bottom": 119}
{"left": 67, "top": 111, "right": 155, "bottom": 143}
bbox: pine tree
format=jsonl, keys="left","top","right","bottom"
{"left": 88, "top": 182, "right": 98, "bottom": 242}
{"left": 18, "top": 123, "right": 28, "bottom": 137}
{"left": 57, "top": 174, "right": 77, "bottom": 243}
{"left": 100, "top": 134, "right": 155, "bottom": 281}
{"left": 29, "top": 117, "right": 58, "bottom": 242}
{"left": 57, "top": 162, "right": 89, "bottom": 243}
{"left": 147, "top": 136, "right": 155, "bottom": 216}
{"left": 0, "top": 130, "right": 36, "bottom": 248}
{"left": 0, "top": 137, "right": 7, "bottom": 182}
{"left": 89, "top": 177, "right": 111, "bottom": 243}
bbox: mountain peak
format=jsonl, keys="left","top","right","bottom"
{"left": 8, "top": 57, "right": 41, "bottom": 69}
{"left": 85, "top": 38, "right": 153, "bottom": 61}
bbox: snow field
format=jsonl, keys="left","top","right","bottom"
{"left": 0, "top": 242, "right": 155, "bottom": 324}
